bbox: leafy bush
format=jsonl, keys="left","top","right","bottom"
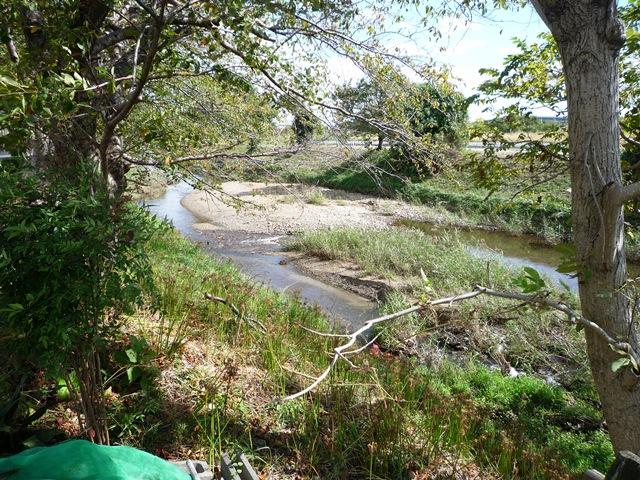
{"left": 0, "top": 160, "right": 159, "bottom": 443}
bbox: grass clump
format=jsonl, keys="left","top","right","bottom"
{"left": 100, "top": 226, "right": 615, "bottom": 479}
{"left": 304, "top": 188, "right": 327, "bottom": 205}
{"left": 287, "top": 227, "right": 513, "bottom": 290}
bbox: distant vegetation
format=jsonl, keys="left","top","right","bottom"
{"left": 470, "top": 115, "right": 566, "bottom": 135}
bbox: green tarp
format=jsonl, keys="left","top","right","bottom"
{"left": 0, "top": 440, "right": 190, "bottom": 480}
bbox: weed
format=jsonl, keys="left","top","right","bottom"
{"left": 277, "top": 194, "right": 297, "bottom": 204}
{"left": 304, "top": 189, "right": 327, "bottom": 205}
{"left": 112, "top": 228, "right": 613, "bottom": 479}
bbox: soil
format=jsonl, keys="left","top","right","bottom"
{"left": 181, "top": 181, "right": 422, "bottom": 235}
{"left": 181, "top": 181, "right": 424, "bottom": 302}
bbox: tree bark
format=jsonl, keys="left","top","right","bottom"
{"left": 532, "top": 0, "right": 640, "bottom": 452}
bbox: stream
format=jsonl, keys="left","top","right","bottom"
{"left": 397, "top": 219, "right": 581, "bottom": 290}
{"left": 396, "top": 219, "right": 639, "bottom": 292}
{"left": 144, "top": 182, "right": 637, "bottom": 329}
{"left": 143, "top": 182, "right": 379, "bottom": 329}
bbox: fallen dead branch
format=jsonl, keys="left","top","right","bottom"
{"left": 205, "top": 293, "right": 267, "bottom": 333}
{"left": 283, "top": 285, "right": 640, "bottom": 401}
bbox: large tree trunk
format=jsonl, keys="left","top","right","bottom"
{"left": 533, "top": 0, "right": 640, "bottom": 452}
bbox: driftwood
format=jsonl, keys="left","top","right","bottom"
{"left": 284, "top": 285, "right": 640, "bottom": 401}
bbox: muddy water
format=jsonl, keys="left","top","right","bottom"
{"left": 396, "top": 219, "right": 640, "bottom": 291}
{"left": 145, "top": 182, "right": 635, "bottom": 328}
{"left": 142, "top": 182, "right": 379, "bottom": 328}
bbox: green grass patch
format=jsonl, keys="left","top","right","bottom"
{"left": 286, "top": 227, "right": 515, "bottom": 290}
{"left": 304, "top": 188, "right": 327, "bottom": 205}
{"left": 288, "top": 150, "right": 573, "bottom": 243}
{"left": 107, "top": 226, "right": 615, "bottom": 479}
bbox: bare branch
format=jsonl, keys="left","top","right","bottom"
{"left": 283, "top": 286, "right": 640, "bottom": 401}
{"left": 210, "top": 32, "right": 412, "bottom": 143}
{"left": 123, "top": 146, "right": 299, "bottom": 166}
{"left": 621, "top": 130, "right": 640, "bottom": 149}
{"left": 92, "top": 26, "right": 141, "bottom": 55}
{"left": 616, "top": 182, "right": 640, "bottom": 206}
{"left": 298, "top": 324, "right": 352, "bottom": 338}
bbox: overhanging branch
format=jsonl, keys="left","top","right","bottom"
{"left": 616, "top": 182, "right": 640, "bottom": 206}
{"left": 123, "top": 146, "right": 300, "bottom": 166}
{"left": 283, "top": 285, "right": 640, "bottom": 401}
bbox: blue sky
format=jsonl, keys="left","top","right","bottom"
{"left": 326, "top": 3, "right": 550, "bottom": 119}
{"left": 430, "top": 5, "right": 548, "bottom": 118}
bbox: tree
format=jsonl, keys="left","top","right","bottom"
{"left": 407, "top": 82, "right": 470, "bottom": 148}
{"left": 292, "top": 112, "right": 318, "bottom": 145}
{"left": 334, "top": 79, "right": 388, "bottom": 149}
{"left": 527, "top": 0, "right": 640, "bottom": 452}
{"left": 0, "top": 159, "right": 157, "bottom": 445}
{"left": 334, "top": 78, "right": 470, "bottom": 150}
{"left": 121, "top": 76, "right": 278, "bottom": 163}
{"left": 472, "top": 0, "right": 640, "bottom": 451}
{"left": 0, "top": 0, "right": 375, "bottom": 193}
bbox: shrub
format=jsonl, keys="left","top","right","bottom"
{"left": 0, "top": 160, "right": 159, "bottom": 444}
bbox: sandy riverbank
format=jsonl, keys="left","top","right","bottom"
{"left": 180, "top": 181, "right": 421, "bottom": 235}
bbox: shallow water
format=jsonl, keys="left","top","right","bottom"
{"left": 395, "top": 218, "right": 579, "bottom": 289}
{"left": 144, "top": 182, "right": 637, "bottom": 328}
{"left": 395, "top": 219, "right": 640, "bottom": 291}
{"left": 142, "top": 182, "right": 378, "bottom": 328}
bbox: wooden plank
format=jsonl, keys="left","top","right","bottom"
{"left": 220, "top": 452, "right": 242, "bottom": 480}
{"left": 236, "top": 453, "right": 259, "bottom": 480}
{"left": 605, "top": 450, "right": 640, "bottom": 480}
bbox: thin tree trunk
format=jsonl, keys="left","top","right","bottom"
{"left": 533, "top": 0, "right": 640, "bottom": 452}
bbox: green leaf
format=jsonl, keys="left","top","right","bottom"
{"left": 554, "top": 243, "right": 576, "bottom": 256}
{"left": 60, "top": 73, "right": 76, "bottom": 86}
{"left": 420, "top": 267, "right": 428, "bottom": 282}
{"left": 125, "top": 348, "right": 138, "bottom": 363}
{"left": 556, "top": 263, "right": 577, "bottom": 274}
{"left": 612, "top": 357, "right": 631, "bottom": 373}
{"left": 513, "top": 266, "right": 546, "bottom": 293}
{"left": 56, "top": 378, "right": 70, "bottom": 401}
{"left": 127, "top": 366, "right": 141, "bottom": 383}
{"left": 0, "top": 75, "right": 23, "bottom": 88}
{"left": 523, "top": 266, "right": 542, "bottom": 282}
